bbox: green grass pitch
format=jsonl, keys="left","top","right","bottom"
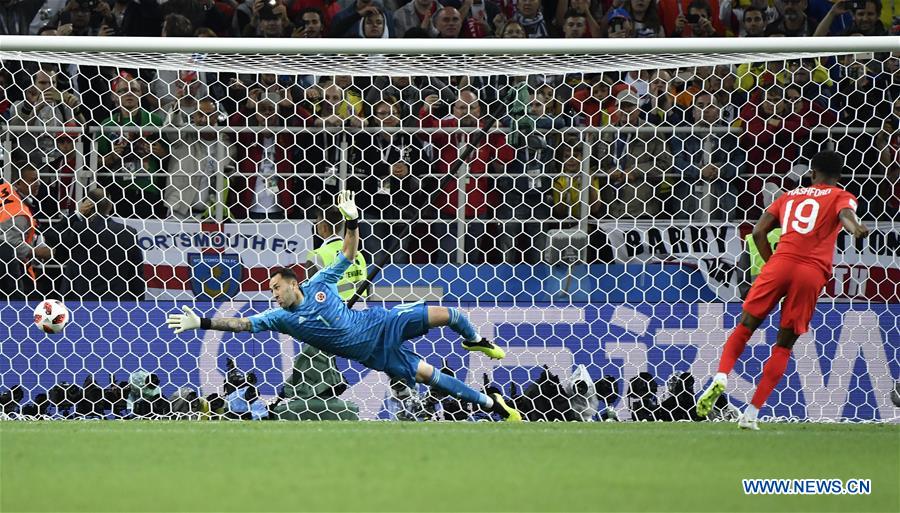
{"left": 1, "top": 421, "right": 897, "bottom": 513}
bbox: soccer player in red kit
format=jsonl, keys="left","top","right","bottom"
{"left": 696, "top": 151, "right": 869, "bottom": 430}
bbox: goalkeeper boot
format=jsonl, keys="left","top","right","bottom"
{"left": 462, "top": 338, "right": 506, "bottom": 360}
{"left": 490, "top": 393, "right": 522, "bottom": 422}
{"left": 696, "top": 375, "right": 727, "bottom": 418}
{"left": 738, "top": 413, "right": 760, "bottom": 431}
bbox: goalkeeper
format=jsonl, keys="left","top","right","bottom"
{"left": 167, "top": 190, "right": 521, "bottom": 421}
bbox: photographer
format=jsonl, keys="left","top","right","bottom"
{"left": 127, "top": 370, "right": 169, "bottom": 418}
{"left": 243, "top": 0, "right": 293, "bottom": 37}
{"left": 512, "top": 365, "right": 610, "bottom": 422}
{"left": 627, "top": 372, "right": 663, "bottom": 421}
{"left": 815, "top": 0, "right": 887, "bottom": 36}
{"left": 221, "top": 360, "right": 268, "bottom": 420}
{"left": 672, "top": 0, "right": 719, "bottom": 37}
{"left": 659, "top": 372, "right": 704, "bottom": 421}
{"left": 54, "top": 0, "right": 107, "bottom": 36}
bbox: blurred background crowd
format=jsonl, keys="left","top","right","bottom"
{"left": 0, "top": 0, "right": 897, "bottom": 290}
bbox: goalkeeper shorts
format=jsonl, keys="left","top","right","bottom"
{"left": 361, "top": 301, "right": 430, "bottom": 387}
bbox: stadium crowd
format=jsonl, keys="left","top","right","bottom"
{"left": 0, "top": 0, "right": 897, "bottom": 293}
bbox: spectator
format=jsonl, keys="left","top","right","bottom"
{"left": 0, "top": 0, "right": 44, "bottom": 34}
{"left": 288, "top": 0, "right": 341, "bottom": 29}
{"left": 779, "top": 58, "right": 834, "bottom": 109}
{"left": 738, "top": 84, "right": 810, "bottom": 218}
{"left": 552, "top": 137, "right": 595, "bottom": 222}
{"left": 161, "top": 12, "right": 193, "bottom": 36}
{"left": 51, "top": 186, "right": 145, "bottom": 300}
{"left": 230, "top": 93, "right": 299, "bottom": 219}
{"left": 46, "top": 124, "right": 82, "bottom": 215}
{"left": 433, "top": 6, "right": 463, "bottom": 37}
{"left": 110, "top": 0, "right": 163, "bottom": 37}
{"left": 509, "top": 82, "right": 568, "bottom": 146}
{"left": 165, "top": 97, "right": 235, "bottom": 220}
{"left": 875, "top": 106, "right": 898, "bottom": 219}
{"left": 363, "top": 76, "right": 450, "bottom": 121}
{"left": 302, "top": 81, "right": 364, "bottom": 128}
{"left": 740, "top": 5, "right": 768, "bottom": 36}
{"left": 606, "top": 7, "right": 636, "bottom": 37}
{"left": 670, "top": 90, "right": 741, "bottom": 220}
{"left": 553, "top": 0, "right": 601, "bottom": 37}
{"left": 418, "top": 88, "right": 515, "bottom": 263}
{"left": 357, "top": 7, "right": 392, "bottom": 37}
{"left": 161, "top": 0, "right": 233, "bottom": 36}
{"left": 512, "top": 0, "right": 548, "bottom": 37}
{"left": 594, "top": 88, "right": 666, "bottom": 219}
{"left": 353, "top": 100, "right": 426, "bottom": 264}
{"left": 560, "top": 10, "right": 588, "bottom": 38}
{"left": 8, "top": 68, "right": 84, "bottom": 163}
{"left": 497, "top": 19, "right": 526, "bottom": 37}
{"left": 394, "top": 0, "right": 442, "bottom": 38}
{"left": 815, "top": 0, "right": 887, "bottom": 36}
{"left": 643, "top": 69, "right": 677, "bottom": 125}
{"left": 719, "top": 0, "right": 776, "bottom": 36}
{"left": 329, "top": 0, "right": 395, "bottom": 37}
{"left": 292, "top": 7, "right": 325, "bottom": 37}
{"left": 831, "top": 54, "right": 889, "bottom": 215}
{"left": 766, "top": 0, "right": 817, "bottom": 36}
{"left": 96, "top": 74, "right": 168, "bottom": 218}
{"left": 55, "top": 0, "right": 106, "bottom": 36}
{"left": 459, "top": 0, "right": 501, "bottom": 38}
{"left": 672, "top": 0, "right": 719, "bottom": 37}
{"left": 0, "top": 171, "right": 51, "bottom": 298}
{"left": 569, "top": 74, "right": 614, "bottom": 127}
{"left": 627, "top": 0, "right": 665, "bottom": 37}
{"left": 14, "top": 163, "right": 57, "bottom": 226}
{"left": 244, "top": 1, "right": 292, "bottom": 37}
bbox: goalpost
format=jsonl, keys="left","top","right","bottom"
{"left": 0, "top": 36, "right": 897, "bottom": 422}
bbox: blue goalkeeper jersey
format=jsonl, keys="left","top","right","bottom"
{"left": 248, "top": 252, "right": 388, "bottom": 362}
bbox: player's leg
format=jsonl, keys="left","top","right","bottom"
{"left": 696, "top": 310, "right": 766, "bottom": 417}
{"left": 738, "top": 330, "right": 798, "bottom": 431}
{"left": 739, "top": 268, "right": 823, "bottom": 430}
{"left": 414, "top": 360, "right": 521, "bottom": 421}
{"left": 426, "top": 306, "right": 505, "bottom": 360}
{"left": 697, "top": 265, "right": 786, "bottom": 417}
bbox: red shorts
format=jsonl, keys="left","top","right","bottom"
{"left": 743, "top": 259, "right": 828, "bottom": 335}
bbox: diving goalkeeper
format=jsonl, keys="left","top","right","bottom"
{"left": 166, "top": 190, "right": 521, "bottom": 421}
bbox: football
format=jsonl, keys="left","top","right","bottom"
{"left": 34, "top": 300, "right": 69, "bottom": 334}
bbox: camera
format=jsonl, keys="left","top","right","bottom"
{"left": 685, "top": 13, "right": 701, "bottom": 24}
{"left": 841, "top": 0, "right": 865, "bottom": 10}
{"left": 77, "top": 0, "right": 97, "bottom": 10}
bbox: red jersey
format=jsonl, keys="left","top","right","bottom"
{"left": 765, "top": 184, "right": 857, "bottom": 278}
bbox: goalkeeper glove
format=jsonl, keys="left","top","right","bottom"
{"left": 336, "top": 190, "right": 359, "bottom": 221}
{"left": 167, "top": 306, "right": 201, "bottom": 334}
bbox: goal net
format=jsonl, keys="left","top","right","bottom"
{"left": 0, "top": 38, "right": 897, "bottom": 422}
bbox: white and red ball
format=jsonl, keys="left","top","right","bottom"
{"left": 33, "top": 300, "right": 69, "bottom": 334}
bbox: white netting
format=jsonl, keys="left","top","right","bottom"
{"left": 0, "top": 39, "right": 897, "bottom": 422}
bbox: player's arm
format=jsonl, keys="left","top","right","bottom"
{"left": 166, "top": 306, "right": 251, "bottom": 334}
{"left": 336, "top": 190, "right": 359, "bottom": 263}
{"left": 751, "top": 211, "right": 779, "bottom": 263}
{"left": 839, "top": 208, "right": 869, "bottom": 239}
